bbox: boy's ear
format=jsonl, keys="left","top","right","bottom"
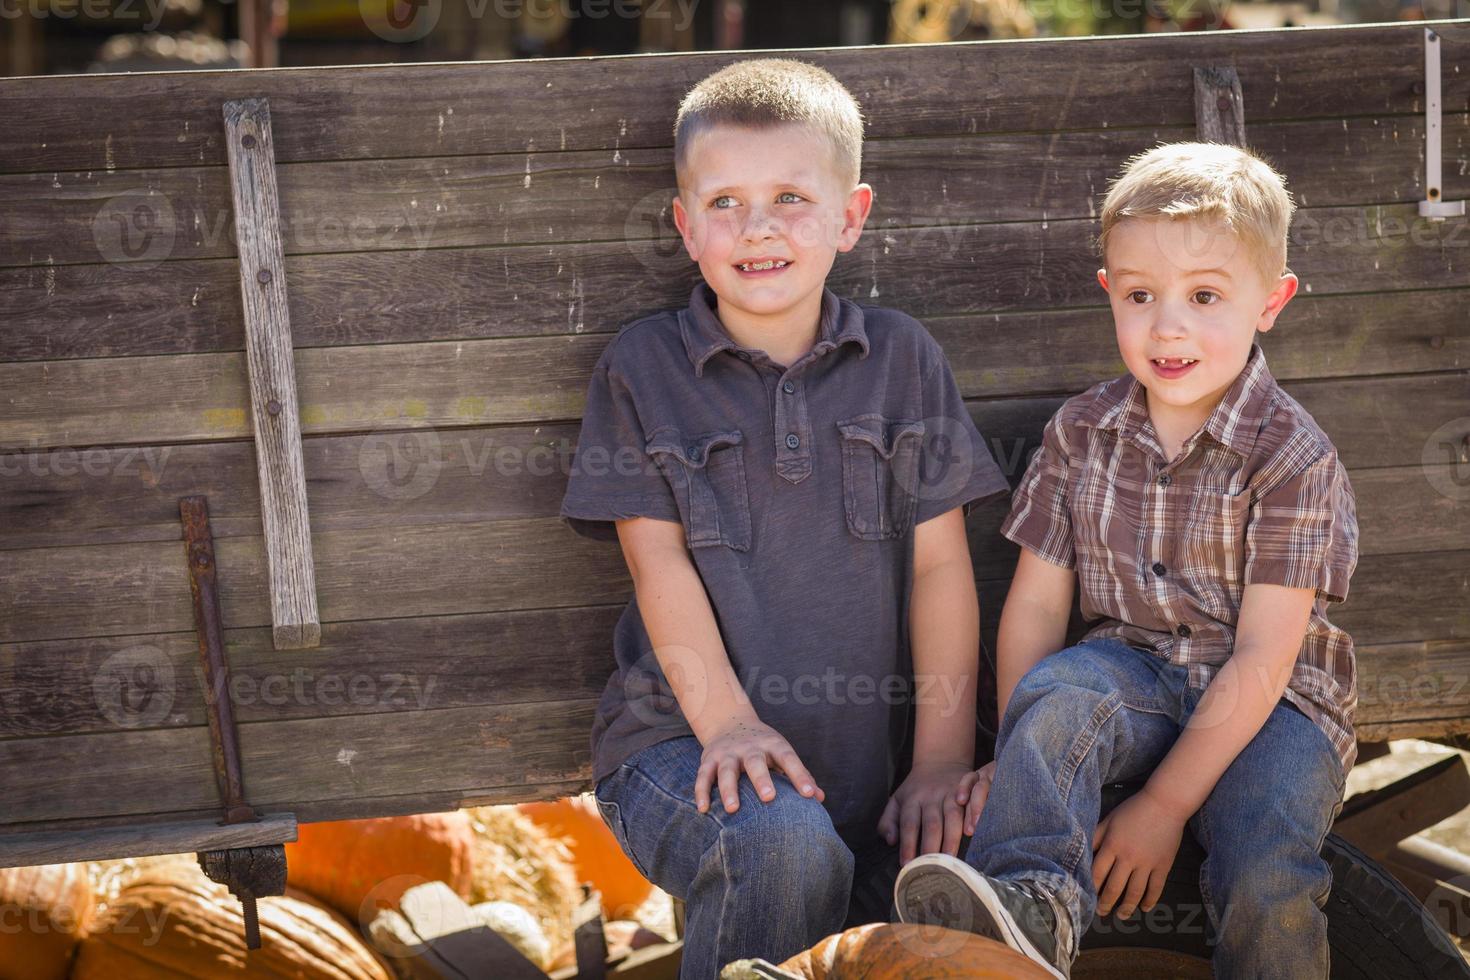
{"left": 1255, "top": 272, "right": 1299, "bottom": 334}
{"left": 1096, "top": 268, "right": 1110, "bottom": 292}
{"left": 671, "top": 194, "right": 701, "bottom": 261}
{"left": 835, "top": 183, "right": 875, "bottom": 252}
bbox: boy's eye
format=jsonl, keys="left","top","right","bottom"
{"left": 777, "top": 192, "right": 804, "bottom": 204}
{"left": 711, "top": 195, "right": 738, "bottom": 209}
{"left": 1193, "top": 290, "right": 1219, "bottom": 305}
{"left": 1126, "top": 290, "right": 1152, "bottom": 304}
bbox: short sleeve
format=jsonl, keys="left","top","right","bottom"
{"left": 911, "top": 354, "right": 1011, "bottom": 525}
{"left": 559, "top": 354, "right": 682, "bottom": 542}
{"left": 1243, "top": 451, "right": 1358, "bottom": 603}
{"left": 999, "top": 409, "right": 1076, "bottom": 569}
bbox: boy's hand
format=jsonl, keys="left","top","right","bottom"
{"left": 957, "top": 760, "right": 996, "bottom": 836}
{"left": 693, "top": 719, "right": 825, "bottom": 815}
{"left": 879, "top": 762, "right": 973, "bottom": 865}
{"left": 1092, "top": 787, "right": 1187, "bottom": 919}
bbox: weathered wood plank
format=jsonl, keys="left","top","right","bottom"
{"left": 0, "top": 21, "right": 1461, "bottom": 174}
{"left": 1355, "top": 638, "right": 1470, "bottom": 736}
{"left": 0, "top": 518, "right": 632, "bottom": 645}
{"left": 0, "top": 605, "right": 621, "bottom": 738}
{"left": 7, "top": 202, "right": 1467, "bottom": 363}
{"left": 5, "top": 112, "right": 1464, "bottom": 270}
{"left": 0, "top": 698, "right": 599, "bottom": 825}
{"left": 4, "top": 316, "right": 1465, "bottom": 460}
{"left": 222, "top": 97, "right": 320, "bottom": 650}
{"left": 1, "top": 495, "right": 1463, "bottom": 646}
{"left": 0, "top": 813, "right": 297, "bottom": 869}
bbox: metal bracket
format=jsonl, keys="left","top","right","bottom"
{"left": 181, "top": 494, "right": 287, "bottom": 950}
{"left": 1419, "top": 28, "right": 1466, "bottom": 222}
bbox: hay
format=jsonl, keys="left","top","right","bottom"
{"left": 463, "top": 805, "right": 582, "bottom": 959}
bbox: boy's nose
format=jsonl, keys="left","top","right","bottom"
{"left": 740, "top": 210, "right": 781, "bottom": 244}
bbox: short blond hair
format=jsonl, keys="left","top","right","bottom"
{"left": 674, "top": 58, "right": 864, "bottom": 190}
{"left": 1098, "top": 142, "right": 1296, "bottom": 285}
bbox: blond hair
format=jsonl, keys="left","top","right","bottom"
{"left": 1098, "top": 142, "right": 1296, "bottom": 285}
{"left": 674, "top": 58, "right": 864, "bottom": 189}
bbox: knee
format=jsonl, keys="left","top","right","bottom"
{"left": 1009, "top": 647, "right": 1116, "bottom": 723}
{"left": 716, "top": 783, "right": 853, "bottom": 883}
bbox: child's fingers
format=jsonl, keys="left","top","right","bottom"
{"left": 877, "top": 796, "right": 899, "bottom": 845}
{"left": 1115, "top": 867, "right": 1150, "bottom": 918}
{"left": 941, "top": 795, "right": 966, "bottom": 856}
{"left": 953, "top": 770, "right": 979, "bottom": 806}
{"left": 963, "top": 778, "right": 990, "bottom": 834}
{"left": 742, "top": 753, "right": 776, "bottom": 803}
{"left": 898, "top": 800, "right": 921, "bottom": 865}
{"left": 770, "top": 745, "right": 821, "bottom": 799}
{"left": 1097, "top": 860, "right": 1133, "bottom": 916}
{"left": 1092, "top": 842, "right": 1116, "bottom": 895}
{"left": 919, "top": 800, "right": 944, "bottom": 857}
{"left": 693, "top": 755, "right": 719, "bottom": 813}
{"left": 1142, "top": 868, "right": 1166, "bottom": 914}
{"left": 717, "top": 757, "right": 742, "bottom": 813}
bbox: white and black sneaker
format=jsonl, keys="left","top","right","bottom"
{"left": 894, "top": 853, "right": 1074, "bottom": 979}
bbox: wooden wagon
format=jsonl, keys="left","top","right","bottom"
{"left": 3, "top": 16, "right": 1470, "bottom": 977}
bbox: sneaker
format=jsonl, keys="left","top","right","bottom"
{"left": 893, "top": 853, "right": 1073, "bottom": 979}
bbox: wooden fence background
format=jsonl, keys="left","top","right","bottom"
{"left": 1, "top": 20, "right": 1468, "bottom": 850}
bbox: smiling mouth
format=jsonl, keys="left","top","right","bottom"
{"left": 735, "top": 259, "right": 791, "bottom": 272}
{"left": 1152, "top": 357, "right": 1198, "bottom": 368}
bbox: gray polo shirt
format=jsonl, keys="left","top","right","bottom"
{"left": 560, "top": 282, "right": 1009, "bottom": 853}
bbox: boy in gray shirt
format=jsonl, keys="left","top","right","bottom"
{"left": 561, "top": 58, "right": 1009, "bottom": 976}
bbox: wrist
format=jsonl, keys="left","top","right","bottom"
{"left": 1138, "top": 781, "right": 1195, "bottom": 824}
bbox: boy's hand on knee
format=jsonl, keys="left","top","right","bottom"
{"left": 879, "top": 762, "right": 972, "bottom": 865}
{"left": 693, "top": 719, "right": 824, "bottom": 815}
{"left": 1091, "top": 788, "right": 1187, "bottom": 919}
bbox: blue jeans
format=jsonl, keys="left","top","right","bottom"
{"left": 593, "top": 735, "right": 901, "bottom": 979}
{"left": 964, "top": 637, "right": 1347, "bottom": 979}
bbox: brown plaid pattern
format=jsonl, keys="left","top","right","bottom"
{"left": 1001, "top": 343, "right": 1361, "bottom": 775}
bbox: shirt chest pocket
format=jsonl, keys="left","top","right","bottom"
{"left": 836, "top": 415, "right": 927, "bottom": 541}
{"left": 646, "top": 427, "right": 751, "bottom": 551}
{"left": 1177, "top": 487, "right": 1254, "bottom": 587}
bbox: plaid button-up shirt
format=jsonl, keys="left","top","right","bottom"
{"left": 1001, "top": 343, "right": 1361, "bottom": 775}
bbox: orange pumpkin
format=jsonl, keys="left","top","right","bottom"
{"left": 772, "top": 923, "right": 1059, "bottom": 979}
{"left": 517, "top": 795, "right": 653, "bottom": 919}
{"left": 284, "top": 812, "right": 476, "bottom": 925}
{"left": 71, "top": 861, "right": 392, "bottom": 979}
{"left": 0, "top": 863, "right": 92, "bottom": 980}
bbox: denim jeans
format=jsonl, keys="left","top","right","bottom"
{"left": 593, "top": 735, "right": 901, "bottom": 979}
{"left": 964, "top": 636, "right": 1347, "bottom": 979}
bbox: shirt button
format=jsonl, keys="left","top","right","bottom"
{"left": 785, "top": 433, "right": 800, "bottom": 450}
{"left": 1158, "top": 473, "right": 1172, "bottom": 487}
{"left": 1177, "top": 624, "right": 1192, "bottom": 638}
{"left": 687, "top": 445, "right": 702, "bottom": 462}
{"left": 1152, "top": 561, "right": 1166, "bottom": 576}
{"left": 782, "top": 381, "right": 795, "bottom": 394}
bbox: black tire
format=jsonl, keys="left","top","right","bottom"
{"left": 1074, "top": 782, "right": 1470, "bottom": 978}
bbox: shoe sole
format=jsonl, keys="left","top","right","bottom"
{"left": 894, "top": 854, "right": 1066, "bottom": 980}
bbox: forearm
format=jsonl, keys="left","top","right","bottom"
{"left": 630, "top": 551, "right": 757, "bottom": 744}
{"left": 909, "top": 557, "right": 979, "bottom": 768}
{"left": 995, "top": 593, "right": 1070, "bottom": 724}
{"left": 1143, "top": 647, "right": 1294, "bottom": 821}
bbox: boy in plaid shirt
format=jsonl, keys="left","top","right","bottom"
{"left": 894, "top": 143, "right": 1358, "bottom": 979}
